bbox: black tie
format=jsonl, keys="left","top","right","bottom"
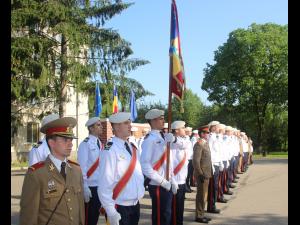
{"left": 124, "top": 142, "right": 132, "bottom": 156}
{"left": 97, "top": 139, "right": 101, "bottom": 150}
{"left": 160, "top": 131, "right": 165, "bottom": 140}
{"left": 60, "top": 162, "right": 66, "bottom": 180}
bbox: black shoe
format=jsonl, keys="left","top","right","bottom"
{"left": 232, "top": 180, "right": 238, "bottom": 183}
{"left": 204, "top": 216, "right": 212, "bottom": 221}
{"left": 235, "top": 176, "right": 240, "bottom": 179}
{"left": 217, "top": 198, "right": 227, "bottom": 203}
{"left": 229, "top": 184, "right": 236, "bottom": 188}
{"left": 195, "top": 217, "right": 209, "bottom": 223}
{"left": 224, "top": 190, "right": 233, "bottom": 195}
{"left": 207, "top": 208, "right": 220, "bottom": 214}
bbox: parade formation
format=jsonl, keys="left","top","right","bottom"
{"left": 20, "top": 110, "right": 254, "bottom": 225}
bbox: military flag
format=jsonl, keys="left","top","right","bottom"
{"left": 112, "top": 86, "right": 118, "bottom": 114}
{"left": 95, "top": 82, "right": 102, "bottom": 117}
{"left": 129, "top": 90, "right": 138, "bottom": 121}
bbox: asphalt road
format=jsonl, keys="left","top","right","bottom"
{"left": 11, "top": 158, "right": 288, "bottom": 225}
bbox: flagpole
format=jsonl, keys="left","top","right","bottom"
{"left": 166, "top": 0, "right": 174, "bottom": 181}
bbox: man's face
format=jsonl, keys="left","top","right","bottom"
{"left": 200, "top": 130, "right": 210, "bottom": 140}
{"left": 176, "top": 127, "right": 186, "bottom": 136}
{"left": 185, "top": 130, "right": 192, "bottom": 136}
{"left": 91, "top": 121, "right": 103, "bottom": 136}
{"left": 114, "top": 120, "right": 131, "bottom": 139}
{"left": 49, "top": 136, "right": 73, "bottom": 159}
{"left": 151, "top": 116, "right": 165, "bottom": 130}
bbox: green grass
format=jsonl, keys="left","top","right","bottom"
{"left": 253, "top": 151, "right": 288, "bottom": 159}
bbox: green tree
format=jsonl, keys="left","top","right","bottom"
{"left": 171, "top": 89, "right": 205, "bottom": 129}
{"left": 202, "top": 23, "right": 288, "bottom": 151}
{"left": 11, "top": 0, "right": 150, "bottom": 121}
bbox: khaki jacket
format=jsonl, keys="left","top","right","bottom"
{"left": 192, "top": 138, "right": 212, "bottom": 179}
{"left": 20, "top": 156, "right": 85, "bottom": 225}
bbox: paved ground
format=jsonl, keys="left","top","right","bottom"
{"left": 11, "top": 158, "right": 288, "bottom": 225}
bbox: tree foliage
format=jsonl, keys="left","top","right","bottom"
{"left": 11, "top": 0, "right": 151, "bottom": 122}
{"left": 202, "top": 23, "right": 288, "bottom": 151}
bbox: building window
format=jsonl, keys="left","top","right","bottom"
{"left": 27, "top": 122, "right": 39, "bottom": 143}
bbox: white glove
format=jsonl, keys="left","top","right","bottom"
{"left": 164, "top": 133, "right": 175, "bottom": 143}
{"left": 108, "top": 212, "right": 121, "bottom": 225}
{"left": 219, "top": 162, "right": 224, "bottom": 172}
{"left": 83, "top": 186, "right": 92, "bottom": 203}
{"left": 212, "top": 165, "right": 215, "bottom": 174}
{"left": 226, "top": 160, "right": 230, "bottom": 168}
{"left": 160, "top": 179, "right": 171, "bottom": 191}
{"left": 171, "top": 182, "right": 178, "bottom": 195}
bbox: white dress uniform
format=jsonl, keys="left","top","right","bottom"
{"left": 77, "top": 134, "right": 102, "bottom": 187}
{"left": 208, "top": 132, "right": 223, "bottom": 172}
{"left": 97, "top": 136, "right": 145, "bottom": 217}
{"left": 171, "top": 136, "right": 190, "bottom": 185}
{"left": 140, "top": 130, "right": 176, "bottom": 185}
{"left": 184, "top": 135, "right": 193, "bottom": 164}
{"left": 28, "top": 138, "right": 50, "bottom": 166}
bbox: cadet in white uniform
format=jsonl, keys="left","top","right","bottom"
{"left": 137, "top": 128, "right": 150, "bottom": 156}
{"left": 207, "top": 121, "right": 221, "bottom": 214}
{"left": 128, "top": 126, "right": 139, "bottom": 148}
{"left": 77, "top": 117, "right": 103, "bottom": 225}
{"left": 140, "top": 109, "right": 178, "bottom": 225}
{"left": 97, "top": 112, "right": 145, "bottom": 225}
{"left": 28, "top": 114, "right": 59, "bottom": 166}
{"left": 170, "top": 121, "right": 190, "bottom": 225}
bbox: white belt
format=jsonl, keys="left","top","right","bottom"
{"left": 116, "top": 199, "right": 138, "bottom": 206}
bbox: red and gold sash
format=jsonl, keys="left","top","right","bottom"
{"left": 173, "top": 151, "right": 186, "bottom": 175}
{"left": 112, "top": 144, "right": 137, "bottom": 200}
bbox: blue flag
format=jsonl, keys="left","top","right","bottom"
{"left": 130, "top": 90, "right": 137, "bottom": 121}
{"left": 95, "top": 82, "right": 102, "bottom": 117}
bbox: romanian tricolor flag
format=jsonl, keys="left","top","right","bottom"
{"left": 169, "top": 0, "right": 185, "bottom": 112}
{"left": 112, "top": 86, "right": 118, "bottom": 114}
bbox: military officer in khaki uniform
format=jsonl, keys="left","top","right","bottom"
{"left": 193, "top": 125, "right": 212, "bottom": 223}
{"left": 20, "top": 116, "right": 85, "bottom": 225}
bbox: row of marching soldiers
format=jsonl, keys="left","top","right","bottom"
{"left": 19, "top": 109, "right": 253, "bottom": 225}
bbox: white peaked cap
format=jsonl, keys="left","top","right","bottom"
{"left": 192, "top": 130, "right": 199, "bottom": 134}
{"left": 164, "top": 123, "right": 168, "bottom": 129}
{"left": 131, "top": 127, "right": 138, "bottom": 132}
{"left": 208, "top": 121, "right": 220, "bottom": 127}
{"left": 145, "top": 109, "right": 165, "bottom": 120}
{"left": 171, "top": 121, "right": 185, "bottom": 130}
{"left": 85, "top": 117, "right": 100, "bottom": 127}
{"left": 109, "top": 112, "right": 131, "bottom": 124}
{"left": 41, "top": 114, "right": 60, "bottom": 128}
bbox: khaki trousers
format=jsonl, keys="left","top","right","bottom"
{"left": 195, "top": 177, "right": 209, "bottom": 219}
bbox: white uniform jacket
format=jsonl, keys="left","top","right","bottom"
{"left": 171, "top": 136, "right": 190, "bottom": 185}
{"left": 208, "top": 133, "right": 223, "bottom": 166}
{"left": 140, "top": 130, "right": 177, "bottom": 186}
{"left": 97, "top": 137, "right": 145, "bottom": 217}
{"left": 77, "top": 135, "right": 103, "bottom": 187}
{"left": 28, "top": 138, "right": 50, "bottom": 166}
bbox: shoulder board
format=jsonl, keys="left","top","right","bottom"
{"left": 197, "top": 139, "right": 204, "bottom": 144}
{"left": 84, "top": 137, "right": 90, "bottom": 142}
{"left": 29, "top": 161, "right": 45, "bottom": 171}
{"left": 32, "top": 141, "right": 42, "bottom": 148}
{"left": 144, "top": 133, "right": 150, "bottom": 140}
{"left": 67, "top": 159, "right": 80, "bottom": 167}
{"left": 104, "top": 142, "right": 113, "bottom": 150}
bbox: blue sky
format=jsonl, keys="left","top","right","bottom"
{"left": 104, "top": 0, "right": 288, "bottom": 106}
